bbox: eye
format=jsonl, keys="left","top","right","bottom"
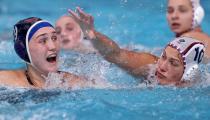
{"left": 66, "top": 26, "right": 73, "bottom": 31}
{"left": 55, "top": 28, "right": 61, "bottom": 34}
{"left": 161, "top": 53, "right": 166, "bottom": 60}
{"left": 167, "top": 7, "right": 174, "bottom": 14}
{"left": 51, "top": 35, "right": 57, "bottom": 41}
{"left": 169, "top": 59, "right": 179, "bottom": 67}
{"left": 39, "top": 37, "right": 48, "bottom": 44}
{"left": 179, "top": 6, "right": 189, "bottom": 13}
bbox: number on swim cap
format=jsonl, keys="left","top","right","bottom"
{"left": 194, "top": 47, "right": 204, "bottom": 64}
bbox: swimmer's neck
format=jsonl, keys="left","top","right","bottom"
{"left": 176, "top": 26, "right": 202, "bottom": 37}
{"left": 192, "top": 27, "right": 203, "bottom": 32}
{"left": 26, "top": 65, "right": 46, "bottom": 88}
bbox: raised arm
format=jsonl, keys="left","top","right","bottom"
{"left": 93, "top": 31, "right": 158, "bottom": 74}
{"left": 68, "top": 7, "right": 158, "bottom": 77}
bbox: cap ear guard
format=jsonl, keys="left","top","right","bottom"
{"left": 191, "top": 0, "right": 205, "bottom": 28}
{"left": 182, "top": 43, "right": 205, "bottom": 80}
{"left": 193, "top": 6, "right": 204, "bottom": 28}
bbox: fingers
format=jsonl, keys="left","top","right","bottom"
{"left": 76, "top": 7, "right": 91, "bottom": 20}
{"left": 90, "top": 16, "right": 94, "bottom": 25}
{"left": 68, "top": 7, "right": 94, "bottom": 27}
{"left": 76, "top": 7, "right": 87, "bottom": 17}
{"left": 68, "top": 9, "right": 80, "bottom": 22}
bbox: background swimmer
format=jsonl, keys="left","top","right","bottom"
{"left": 0, "top": 17, "right": 86, "bottom": 89}
{"left": 55, "top": 15, "right": 108, "bottom": 84}
{"left": 69, "top": 8, "right": 205, "bottom": 87}
{"left": 70, "top": 0, "right": 210, "bottom": 59}
{"left": 167, "top": 0, "right": 210, "bottom": 59}
{"left": 55, "top": 15, "right": 97, "bottom": 54}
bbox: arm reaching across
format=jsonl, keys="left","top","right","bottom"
{"left": 69, "top": 7, "right": 158, "bottom": 77}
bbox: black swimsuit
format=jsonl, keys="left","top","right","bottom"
{"left": 25, "top": 70, "right": 34, "bottom": 85}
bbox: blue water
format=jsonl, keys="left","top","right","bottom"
{"left": 0, "top": 0, "right": 210, "bottom": 120}
{"left": 1, "top": 87, "right": 210, "bottom": 120}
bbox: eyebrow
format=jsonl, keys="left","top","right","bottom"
{"left": 66, "top": 23, "right": 75, "bottom": 27}
{"left": 36, "top": 31, "right": 57, "bottom": 39}
{"left": 36, "top": 33, "right": 47, "bottom": 39}
{"left": 170, "top": 57, "right": 180, "bottom": 62}
{"left": 51, "top": 31, "right": 56, "bottom": 34}
{"left": 55, "top": 27, "right": 61, "bottom": 30}
{"left": 165, "top": 50, "right": 181, "bottom": 62}
{"left": 169, "top": 54, "right": 183, "bottom": 64}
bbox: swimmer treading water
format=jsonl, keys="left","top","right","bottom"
{"left": 0, "top": 17, "right": 92, "bottom": 89}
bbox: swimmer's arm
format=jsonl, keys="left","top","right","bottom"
{"left": 91, "top": 31, "right": 121, "bottom": 57}
{"left": 0, "top": 70, "right": 31, "bottom": 87}
{"left": 91, "top": 31, "right": 158, "bottom": 77}
{"left": 68, "top": 7, "right": 122, "bottom": 58}
{"left": 69, "top": 7, "right": 158, "bottom": 77}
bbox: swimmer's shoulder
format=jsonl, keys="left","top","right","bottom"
{"left": 182, "top": 31, "right": 210, "bottom": 59}
{"left": 0, "top": 70, "right": 31, "bottom": 87}
{"left": 182, "top": 31, "right": 210, "bottom": 43}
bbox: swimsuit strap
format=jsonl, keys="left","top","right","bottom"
{"left": 25, "top": 70, "right": 34, "bottom": 85}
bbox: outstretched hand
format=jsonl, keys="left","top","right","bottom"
{"left": 68, "top": 7, "right": 96, "bottom": 40}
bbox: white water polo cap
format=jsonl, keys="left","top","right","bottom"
{"left": 190, "top": 0, "right": 205, "bottom": 28}
{"left": 168, "top": 37, "right": 205, "bottom": 81}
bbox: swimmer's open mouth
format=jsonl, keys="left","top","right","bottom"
{"left": 46, "top": 54, "right": 57, "bottom": 63}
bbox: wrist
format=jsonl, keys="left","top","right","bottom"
{"left": 88, "top": 29, "right": 96, "bottom": 40}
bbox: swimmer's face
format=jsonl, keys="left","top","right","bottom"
{"left": 156, "top": 46, "right": 184, "bottom": 85}
{"left": 55, "top": 16, "right": 82, "bottom": 50}
{"left": 29, "top": 27, "right": 60, "bottom": 76}
{"left": 167, "top": 0, "right": 193, "bottom": 36}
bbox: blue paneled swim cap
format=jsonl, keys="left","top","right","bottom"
{"left": 13, "top": 17, "right": 54, "bottom": 64}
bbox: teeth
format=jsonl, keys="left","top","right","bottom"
{"left": 48, "top": 54, "right": 57, "bottom": 58}
{"left": 46, "top": 54, "right": 57, "bottom": 63}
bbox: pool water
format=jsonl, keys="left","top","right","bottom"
{"left": 1, "top": 0, "right": 210, "bottom": 120}
{"left": 0, "top": 87, "right": 210, "bottom": 120}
